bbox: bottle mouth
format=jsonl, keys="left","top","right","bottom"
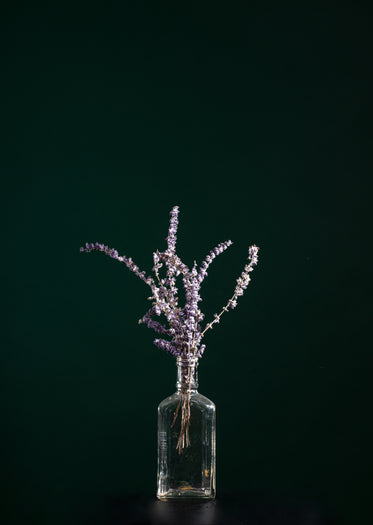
{"left": 176, "top": 356, "right": 199, "bottom": 392}
{"left": 176, "top": 356, "right": 199, "bottom": 366}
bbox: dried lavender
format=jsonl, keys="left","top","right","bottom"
{"left": 80, "top": 206, "right": 259, "bottom": 453}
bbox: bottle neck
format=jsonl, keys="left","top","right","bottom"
{"left": 176, "top": 357, "right": 199, "bottom": 393}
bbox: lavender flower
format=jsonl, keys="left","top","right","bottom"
{"left": 166, "top": 205, "right": 179, "bottom": 255}
{"left": 80, "top": 206, "right": 259, "bottom": 452}
{"left": 80, "top": 242, "right": 154, "bottom": 286}
{"left": 197, "top": 240, "right": 233, "bottom": 283}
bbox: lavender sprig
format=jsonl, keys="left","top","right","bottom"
{"left": 197, "top": 240, "right": 233, "bottom": 284}
{"left": 166, "top": 205, "right": 179, "bottom": 255}
{"left": 153, "top": 338, "right": 179, "bottom": 356}
{"left": 80, "top": 242, "right": 154, "bottom": 287}
{"left": 138, "top": 306, "right": 171, "bottom": 335}
{"left": 200, "top": 245, "right": 260, "bottom": 337}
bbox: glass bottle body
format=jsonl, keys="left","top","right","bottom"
{"left": 157, "top": 358, "right": 216, "bottom": 500}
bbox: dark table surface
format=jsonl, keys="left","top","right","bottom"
{"left": 88, "top": 491, "right": 340, "bottom": 525}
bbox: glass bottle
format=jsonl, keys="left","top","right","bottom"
{"left": 157, "top": 356, "right": 216, "bottom": 500}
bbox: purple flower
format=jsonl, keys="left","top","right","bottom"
{"left": 79, "top": 241, "right": 154, "bottom": 285}
{"left": 166, "top": 206, "right": 179, "bottom": 255}
{"left": 197, "top": 240, "right": 233, "bottom": 284}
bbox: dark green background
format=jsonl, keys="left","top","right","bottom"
{"left": 2, "top": 4, "right": 371, "bottom": 524}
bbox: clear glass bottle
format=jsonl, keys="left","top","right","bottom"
{"left": 157, "top": 356, "right": 216, "bottom": 500}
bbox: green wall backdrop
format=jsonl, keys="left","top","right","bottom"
{"left": 2, "top": 4, "right": 371, "bottom": 524}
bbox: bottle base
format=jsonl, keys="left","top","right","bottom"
{"left": 157, "top": 487, "right": 215, "bottom": 501}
